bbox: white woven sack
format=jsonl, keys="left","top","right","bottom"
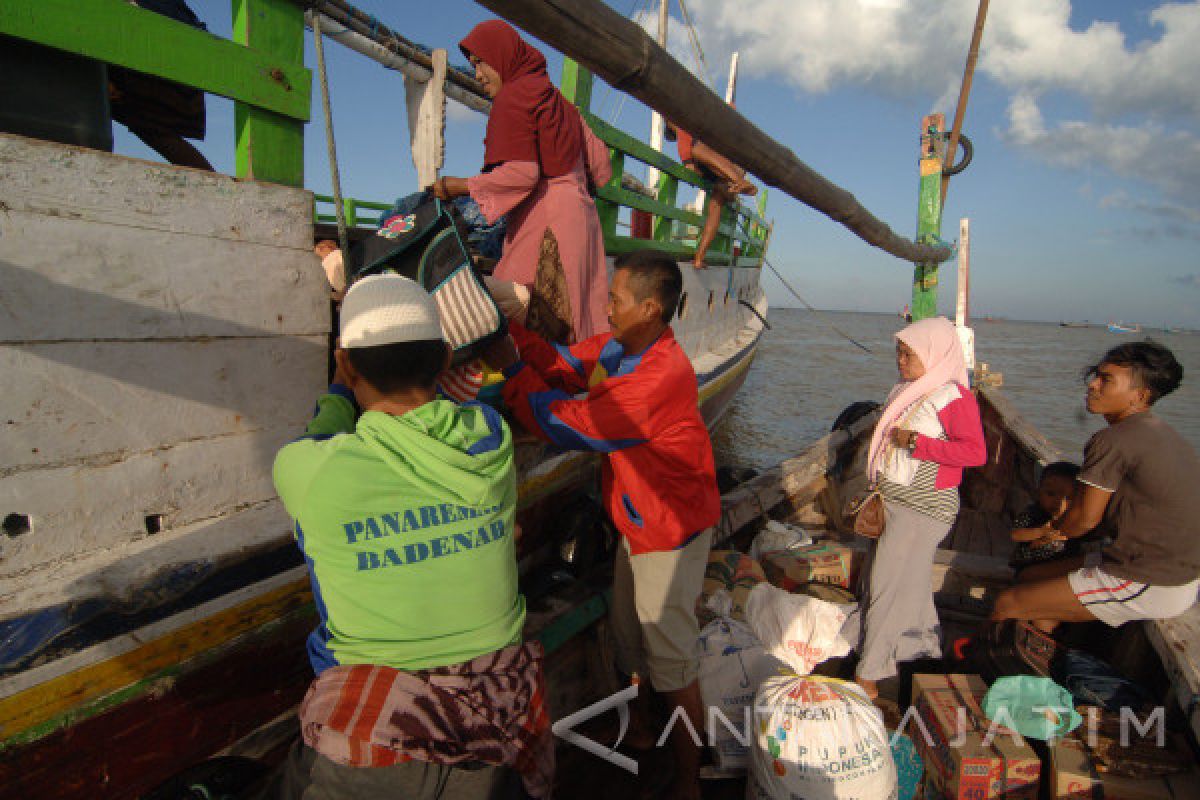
{"left": 745, "top": 583, "right": 852, "bottom": 676}
{"left": 697, "top": 601, "right": 781, "bottom": 773}
{"left": 746, "top": 675, "right": 897, "bottom": 800}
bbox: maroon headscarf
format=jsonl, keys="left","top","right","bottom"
{"left": 459, "top": 20, "right": 584, "bottom": 177}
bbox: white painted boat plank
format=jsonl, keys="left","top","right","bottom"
{"left": 0, "top": 211, "right": 328, "bottom": 342}
{"left": 0, "top": 563, "right": 307, "bottom": 700}
{"left": 978, "top": 387, "right": 1062, "bottom": 465}
{"left": 2, "top": 336, "right": 327, "bottom": 470}
{"left": 0, "top": 432, "right": 300, "bottom": 578}
{"left": 0, "top": 133, "right": 314, "bottom": 249}
{"left": 1145, "top": 608, "right": 1200, "bottom": 742}
{"left": 0, "top": 500, "right": 296, "bottom": 611}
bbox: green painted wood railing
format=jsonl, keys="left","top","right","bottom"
{"left": 3, "top": 3, "right": 770, "bottom": 262}
{"left": 314, "top": 195, "right": 394, "bottom": 229}
{"left": 560, "top": 60, "right": 770, "bottom": 268}
{"left": 0, "top": 0, "right": 310, "bottom": 187}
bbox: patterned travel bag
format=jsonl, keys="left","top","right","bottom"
{"left": 346, "top": 195, "right": 505, "bottom": 365}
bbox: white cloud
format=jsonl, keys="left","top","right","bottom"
{"left": 678, "top": 0, "right": 1200, "bottom": 231}
{"left": 1003, "top": 93, "right": 1200, "bottom": 210}
{"left": 686, "top": 0, "right": 1200, "bottom": 121}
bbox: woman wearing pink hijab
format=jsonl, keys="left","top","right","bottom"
{"left": 855, "top": 317, "right": 986, "bottom": 699}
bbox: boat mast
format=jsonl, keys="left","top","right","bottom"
{"left": 646, "top": 0, "right": 669, "bottom": 188}
{"left": 911, "top": 0, "right": 989, "bottom": 320}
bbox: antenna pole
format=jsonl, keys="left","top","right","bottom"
{"left": 646, "top": 0, "right": 669, "bottom": 187}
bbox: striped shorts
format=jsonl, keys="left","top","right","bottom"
{"left": 1069, "top": 566, "right": 1200, "bottom": 627}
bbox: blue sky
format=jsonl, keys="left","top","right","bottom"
{"left": 116, "top": 1, "right": 1200, "bottom": 327}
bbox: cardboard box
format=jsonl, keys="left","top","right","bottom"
{"left": 760, "top": 543, "right": 856, "bottom": 590}
{"left": 910, "top": 674, "right": 1041, "bottom": 800}
{"left": 1049, "top": 733, "right": 1200, "bottom": 800}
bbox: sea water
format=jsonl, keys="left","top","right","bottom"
{"left": 713, "top": 309, "right": 1200, "bottom": 470}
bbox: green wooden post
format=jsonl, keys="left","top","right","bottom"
{"left": 653, "top": 174, "right": 679, "bottom": 243}
{"left": 0, "top": 0, "right": 309, "bottom": 120}
{"left": 560, "top": 58, "right": 593, "bottom": 111}
{"left": 595, "top": 149, "right": 622, "bottom": 238}
{"left": 561, "top": 59, "right": 619, "bottom": 235}
{"left": 913, "top": 113, "right": 947, "bottom": 321}
{"left": 233, "top": 0, "right": 305, "bottom": 186}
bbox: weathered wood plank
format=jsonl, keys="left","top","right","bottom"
{"left": 717, "top": 410, "right": 879, "bottom": 540}
{"left": 978, "top": 387, "right": 1062, "bottom": 466}
{"left": 0, "top": 134, "right": 314, "bottom": 248}
{"left": 0, "top": 434, "right": 297, "bottom": 578}
{"left": 0, "top": 214, "right": 328, "bottom": 342}
{"left": 3, "top": 337, "right": 325, "bottom": 470}
{"left": 0, "top": 502, "right": 295, "bottom": 621}
{"left": 1145, "top": 609, "right": 1200, "bottom": 743}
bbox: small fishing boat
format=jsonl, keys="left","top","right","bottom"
{"left": 1107, "top": 322, "right": 1142, "bottom": 334}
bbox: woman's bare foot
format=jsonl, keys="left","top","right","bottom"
{"left": 854, "top": 676, "right": 879, "bottom": 700}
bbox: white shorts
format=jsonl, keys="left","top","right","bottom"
{"left": 1068, "top": 566, "right": 1200, "bottom": 627}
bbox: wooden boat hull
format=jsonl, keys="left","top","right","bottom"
{"left": 0, "top": 132, "right": 766, "bottom": 798}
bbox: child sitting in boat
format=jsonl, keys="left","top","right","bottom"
{"left": 265, "top": 275, "right": 551, "bottom": 799}
{"left": 992, "top": 340, "right": 1200, "bottom": 634}
{"left": 1008, "top": 461, "right": 1081, "bottom": 570}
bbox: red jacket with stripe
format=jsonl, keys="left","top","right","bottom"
{"left": 501, "top": 322, "right": 720, "bottom": 554}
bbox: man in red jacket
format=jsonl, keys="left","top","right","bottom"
{"left": 486, "top": 249, "right": 720, "bottom": 799}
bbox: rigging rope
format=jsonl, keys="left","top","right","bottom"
{"left": 762, "top": 257, "right": 875, "bottom": 354}
{"left": 312, "top": 15, "right": 350, "bottom": 259}
{"left": 675, "top": 0, "right": 713, "bottom": 89}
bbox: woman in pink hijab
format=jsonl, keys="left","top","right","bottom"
{"left": 855, "top": 316, "right": 986, "bottom": 699}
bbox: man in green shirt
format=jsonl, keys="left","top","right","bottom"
{"left": 267, "top": 274, "right": 550, "bottom": 799}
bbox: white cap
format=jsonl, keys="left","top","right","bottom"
{"left": 339, "top": 274, "right": 444, "bottom": 348}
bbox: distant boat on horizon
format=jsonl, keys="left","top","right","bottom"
{"left": 1107, "top": 321, "right": 1142, "bottom": 334}
{"left": 1059, "top": 320, "right": 1091, "bottom": 328}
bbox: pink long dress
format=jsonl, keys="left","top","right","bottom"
{"left": 467, "top": 125, "right": 612, "bottom": 341}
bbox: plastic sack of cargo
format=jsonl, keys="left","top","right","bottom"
{"left": 982, "top": 675, "right": 1083, "bottom": 741}
{"left": 697, "top": 591, "right": 782, "bottom": 773}
{"left": 745, "top": 583, "right": 852, "bottom": 675}
{"left": 748, "top": 674, "right": 898, "bottom": 800}
{"left": 749, "top": 519, "right": 813, "bottom": 561}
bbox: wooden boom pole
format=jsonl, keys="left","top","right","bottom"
{"left": 942, "top": 0, "right": 989, "bottom": 205}
{"left": 472, "top": 0, "right": 953, "bottom": 265}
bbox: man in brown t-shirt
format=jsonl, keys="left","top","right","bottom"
{"left": 992, "top": 341, "right": 1199, "bottom": 632}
